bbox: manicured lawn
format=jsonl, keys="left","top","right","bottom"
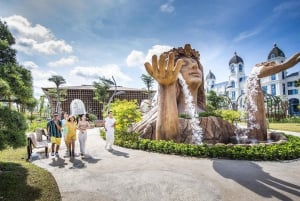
{"left": 239, "top": 122, "right": 300, "bottom": 133}
{"left": 0, "top": 147, "right": 61, "bottom": 201}
{"left": 268, "top": 122, "right": 300, "bottom": 133}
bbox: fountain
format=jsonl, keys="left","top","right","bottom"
{"left": 132, "top": 44, "right": 300, "bottom": 145}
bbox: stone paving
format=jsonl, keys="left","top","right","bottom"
{"left": 32, "top": 128, "right": 300, "bottom": 201}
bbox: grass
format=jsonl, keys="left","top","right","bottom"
{"left": 268, "top": 122, "right": 300, "bottom": 132}
{"left": 0, "top": 147, "right": 61, "bottom": 201}
{"left": 239, "top": 122, "right": 300, "bottom": 133}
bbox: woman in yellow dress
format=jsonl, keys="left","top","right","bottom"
{"left": 66, "top": 115, "right": 77, "bottom": 157}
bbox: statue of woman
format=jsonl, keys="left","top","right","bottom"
{"left": 246, "top": 52, "right": 300, "bottom": 140}
{"left": 133, "top": 44, "right": 206, "bottom": 142}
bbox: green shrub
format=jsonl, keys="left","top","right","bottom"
{"left": 88, "top": 113, "right": 97, "bottom": 121}
{"left": 27, "top": 120, "right": 47, "bottom": 132}
{"left": 107, "top": 131, "right": 300, "bottom": 161}
{"left": 198, "top": 111, "right": 222, "bottom": 118}
{"left": 217, "top": 109, "right": 241, "bottom": 123}
{"left": 0, "top": 107, "right": 28, "bottom": 150}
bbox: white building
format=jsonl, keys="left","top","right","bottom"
{"left": 205, "top": 44, "right": 300, "bottom": 116}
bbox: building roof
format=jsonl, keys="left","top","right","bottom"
{"left": 268, "top": 43, "right": 285, "bottom": 60}
{"left": 229, "top": 52, "right": 244, "bottom": 65}
{"left": 286, "top": 72, "right": 299, "bottom": 78}
{"left": 214, "top": 81, "right": 228, "bottom": 87}
{"left": 42, "top": 85, "right": 151, "bottom": 92}
{"left": 205, "top": 70, "right": 216, "bottom": 80}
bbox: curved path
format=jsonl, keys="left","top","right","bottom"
{"left": 33, "top": 128, "right": 300, "bottom": 201}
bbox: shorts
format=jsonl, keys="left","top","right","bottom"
{"left": 50, "top": 137, "right": 61, "bottom": 145}
{"left": 66, "top": 133, "right": 76, "bottom": 144}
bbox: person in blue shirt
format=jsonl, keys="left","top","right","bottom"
{"left": 47, "top": 112, "right": 62, "bottom": 157}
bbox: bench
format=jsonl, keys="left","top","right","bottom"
{"left": 27, "top": 128, "right": 49, "bottom": 160}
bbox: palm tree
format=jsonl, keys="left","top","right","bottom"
{"left": 141, "top": 73, "right": 154, "bottom": 99}
{"left": 48, "top": 75, "right": 66, "bottom": 113}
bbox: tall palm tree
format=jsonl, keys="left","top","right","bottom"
{"left": 141, "top": 73, "right": 154, "bottom": 99}
{"left": 48, "top": 75, "right": 66, "bottom": 112}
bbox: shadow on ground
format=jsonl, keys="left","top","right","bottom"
{"left": 0, "top": 162, "right": 42, "bottom": 201}
{"left": 213, "top": 159, "right": 300, "bottom": 201}
{"left": 108, "top": 149, "right": 129, "bottom": 158}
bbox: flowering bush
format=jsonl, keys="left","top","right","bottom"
{"left": 108, "top": 99, "right": 142, "bottom": 132}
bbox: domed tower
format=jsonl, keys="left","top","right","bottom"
{"left": 205, "top": 70, "right": 216, "bottom": 93}
{"left": 228, "top": 52, "right": 246, "bottom": 102}
{"left": 261, "top": 43, "right": 286, "bottom": 97}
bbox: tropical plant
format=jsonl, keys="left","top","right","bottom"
{"left": 47, "top": 75, "right": 66, "bottom": 112}
{"left": 93, "top": 76, "right": 114, "bottom": 105}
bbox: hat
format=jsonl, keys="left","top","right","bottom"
{"left": 53, "top": 112, "right": 59, "bottom": 116}
{"left": 68, "top": 115, "right": 75, "bottom": 120}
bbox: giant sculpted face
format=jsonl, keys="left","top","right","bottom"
{"left": 180, "top": 57, "right": 202, "bottom": 89}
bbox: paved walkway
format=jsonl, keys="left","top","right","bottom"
{"left": 33, "top": 128, "right": 300, "bottom": 201}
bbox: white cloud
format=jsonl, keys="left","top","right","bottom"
{"left": 22, "top": 61, "right": 39, "bottom": 70}
{"left": 145, "top": 45, "right": 173, "bottom": 62}
{"left": 273, "top": 1, "right": 300, "bottom": 13}
{"left": 2, "top": 15, "right": 72, "bottom": 55}
{"left": 160, "top": 0, "right": 175, "bottom": 13}
{"left": 48, "top": 56, "right": 78, "bottom": 67}
{"left": 70, "top": 64, "right": 132, "bottom": 83}
{"left": 126, "top": 50, "right": 145, "bottom": 67}
{"left": 233, "top": 29, "right": 261, "bottom": 42}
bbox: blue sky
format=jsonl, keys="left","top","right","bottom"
{"left": 1, "top": 0, "right": 300, "bottom": 97}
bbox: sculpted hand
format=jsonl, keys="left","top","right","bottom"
{"left": 256, "top": 52, "right": 300, "bottom": 78}
{"left": 144, "top": 52, "right": 183, "bottom": 86}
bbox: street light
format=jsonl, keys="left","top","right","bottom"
{"left": 107, "top": 76, "right": 126, "bottom": 111}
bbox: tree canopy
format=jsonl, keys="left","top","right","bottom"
{"left": 0, "top": 19, "right": 34, "bottom": 109}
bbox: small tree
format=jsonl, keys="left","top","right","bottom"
{"left": 141, "top": 73, "right": 154, "bottom": 99}
{"left": 206, "top": 90, "right": 226, "bottom": 111}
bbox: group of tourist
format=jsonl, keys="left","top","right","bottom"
{"left": 46, "top": 111, "right": 116, "bottom": 158}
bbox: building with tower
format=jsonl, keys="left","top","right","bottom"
{"left": 205, "top": 44, "right": 300, "bottom": 116}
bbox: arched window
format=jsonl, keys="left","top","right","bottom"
{"left": 271, "top": 54, "right": 275, "bottom": 58}
{"left": 238, "top": 64, "right": 243, "bottom": 72}
{"left": 230, "top": 64, "right": 235, "bottom": 73}
{"left": 231, "top": 81, "right": 235, "bottom": 88}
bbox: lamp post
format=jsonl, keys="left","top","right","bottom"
{"left": 107, "top": 76, "right": 125, "bottom": 111}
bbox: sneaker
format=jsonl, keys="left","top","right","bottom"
{"left": 51, "top": 152, "right": 55, "bottom": 156}
{"left": 55, "top": 152, "right": 59, "bottom": 157}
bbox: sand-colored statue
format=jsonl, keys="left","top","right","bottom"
{"left": 133, "top": 44, "right": 235, "bottom": 143}
{"left": 246, "top": 52, "right": 300, "bottom": 141}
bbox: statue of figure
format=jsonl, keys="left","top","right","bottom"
{"left": 133, "top": 44, "right": 206, "bottom": 142}
{"left": 246, "top": 52, "right": 300, "bottom": 141}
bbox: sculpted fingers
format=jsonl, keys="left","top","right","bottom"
{"left": 152, "top": 55, "right": 158, "bottom": 73}
{"left": 145, "top": 62, "right": 154, "bottom": 76}
{"left": 167, "top": 52, "right": 175, "bottom": 72}
{"left": 173, "top": 58, "right": 183, "bottom": 75}
{"left": 158, "top": 54, "right": 166, "bottom": 78}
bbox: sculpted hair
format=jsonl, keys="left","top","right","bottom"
{"left": 162, "top": 44, "right": 206, "bottom": 110}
